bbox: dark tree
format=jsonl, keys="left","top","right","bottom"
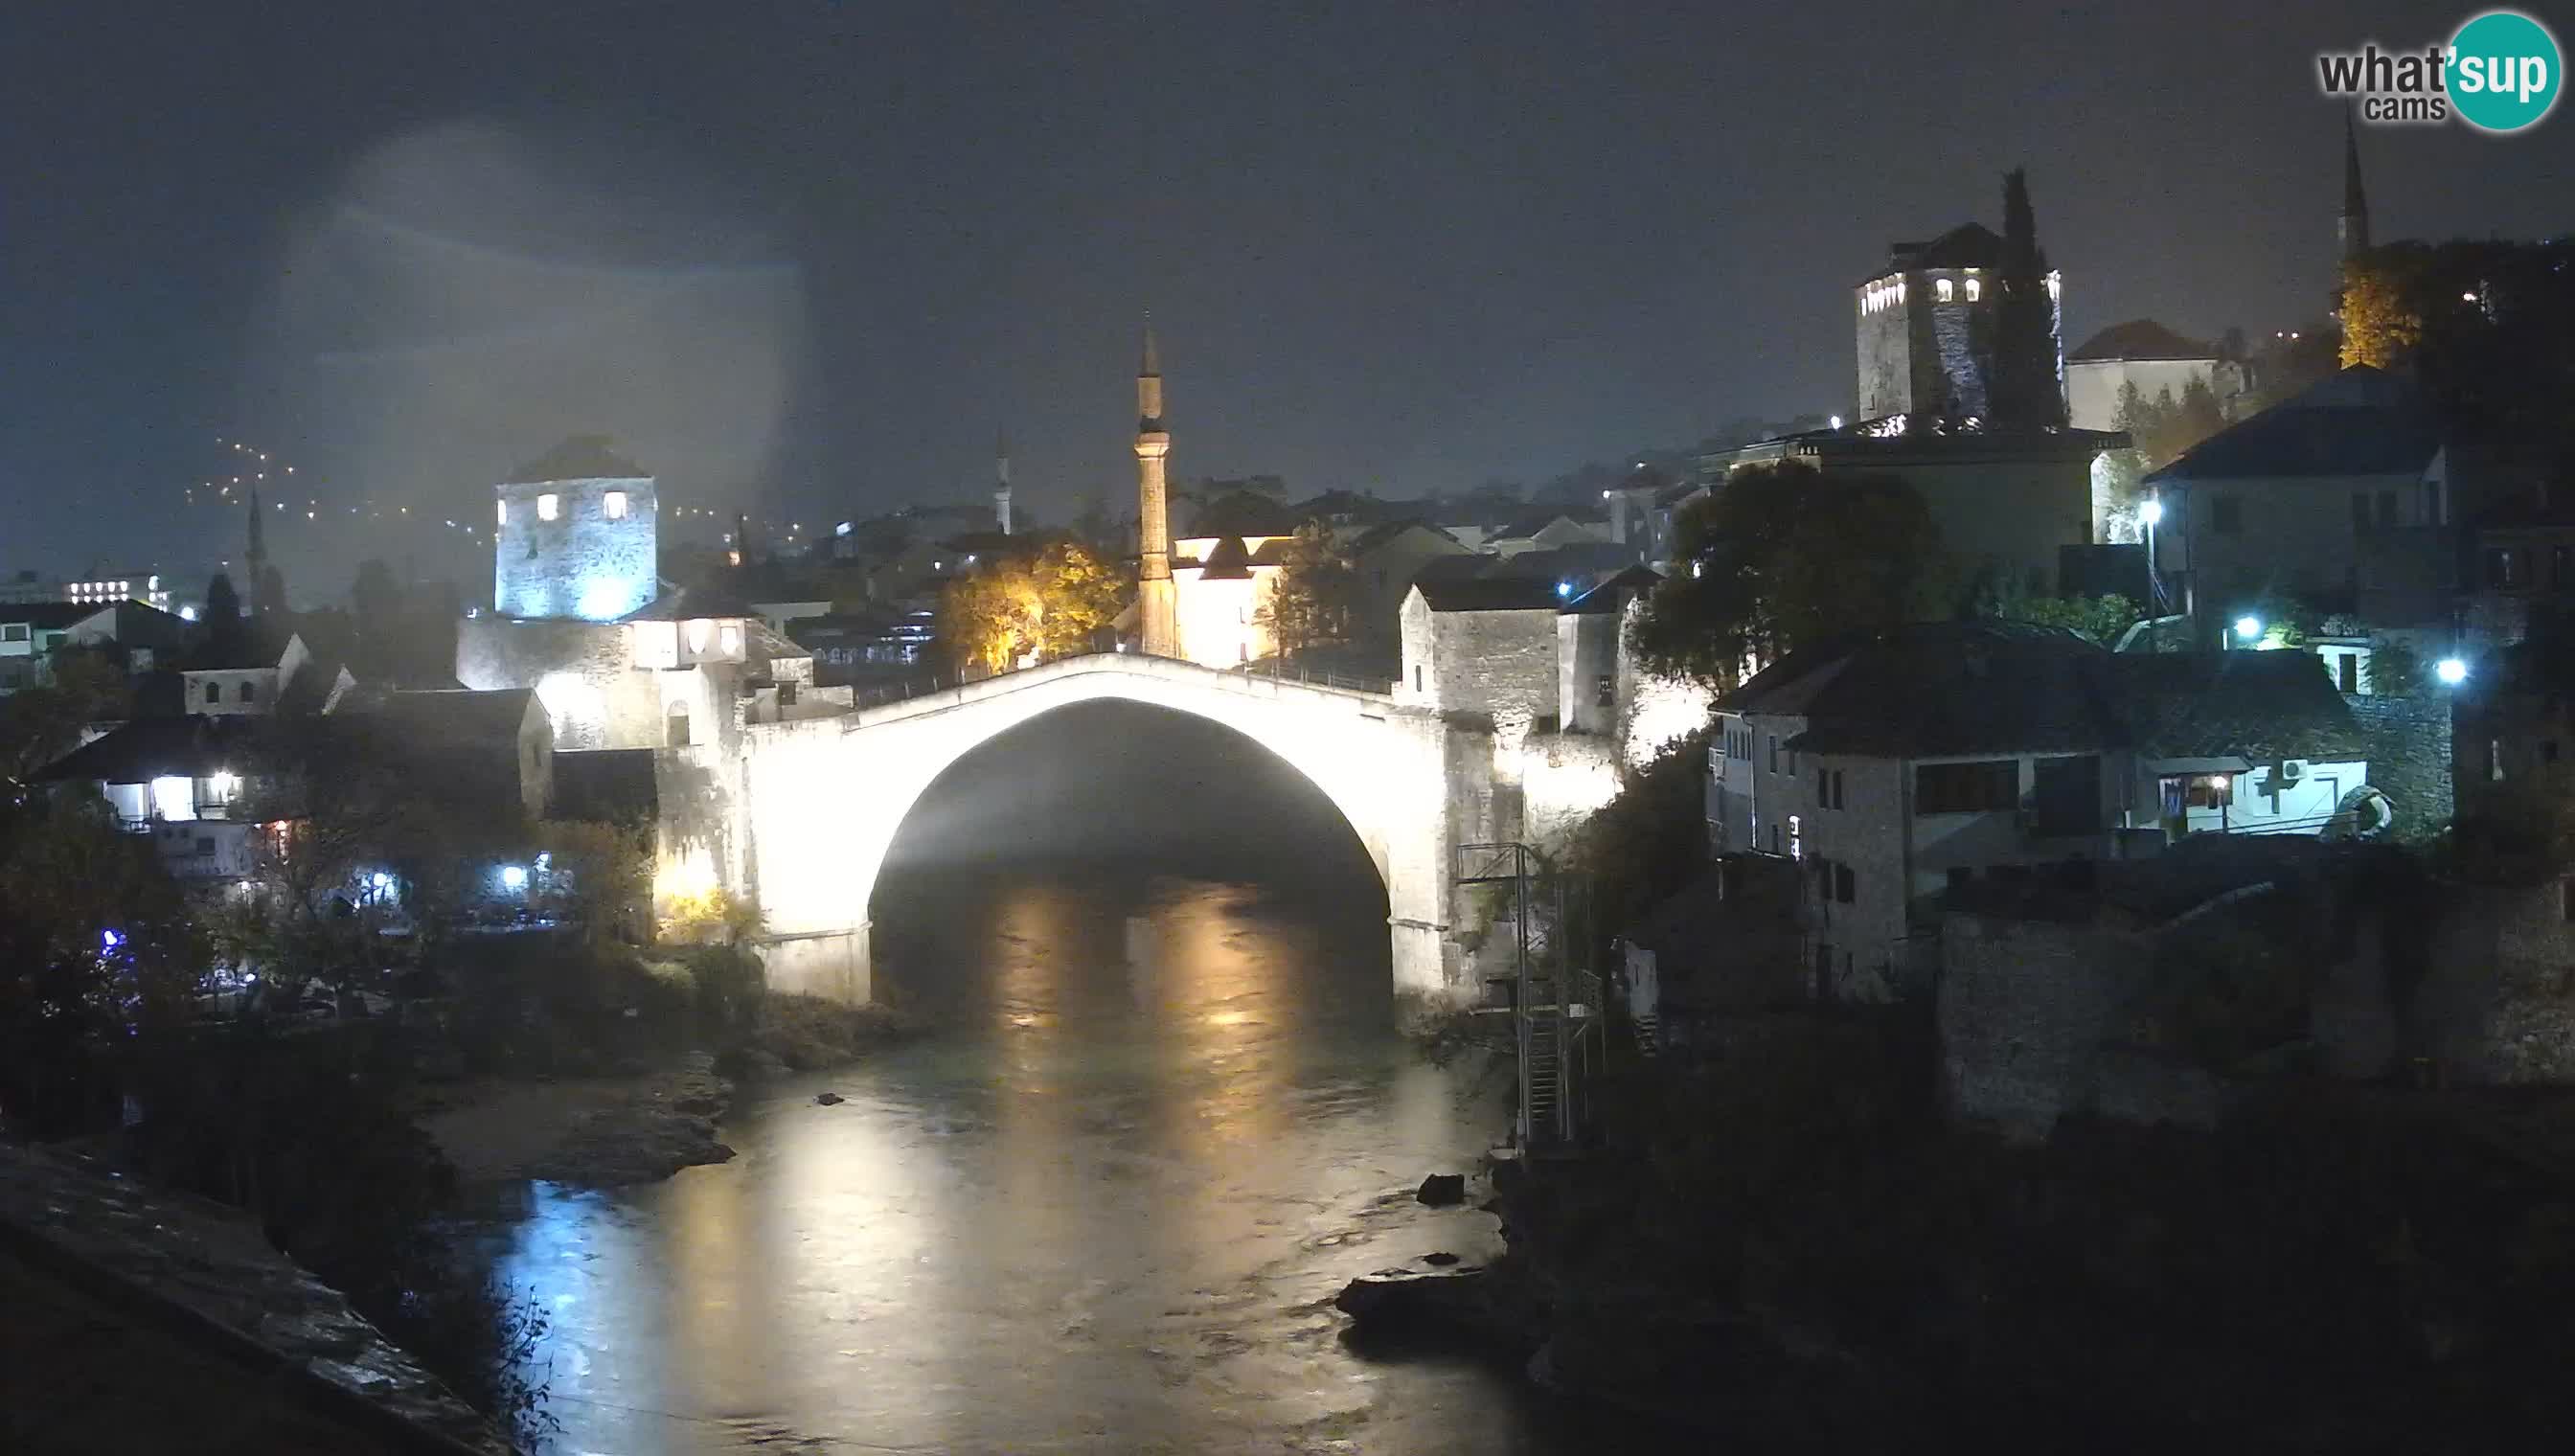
{"left": 1991, "top": 168, "right": 2066, "bottom": 428}
{"left": 254, "top": 563, "right": 289, "bottom": 619}
{"left": 203, "top": 571, "right": 241, "bottom": 626}
{"left": 1628, "top": 460, "right": 1950, "bottom": 689}
{"left": 351, "top": 558, "right": 400, "bottom": 644}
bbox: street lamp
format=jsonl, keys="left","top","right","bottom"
{"left": 2234, "top": 615, "right": 2264, "bottom": 643}
{"left": 2435, "top": 656, "right": 2469, "bottom": 686}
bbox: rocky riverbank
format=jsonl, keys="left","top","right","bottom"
{"left": 420, "top": 1052, "right": 736, "bottom": 1188}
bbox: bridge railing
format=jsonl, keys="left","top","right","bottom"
{"left": 840, "top": 649, "right": 1393, "bottom": 711}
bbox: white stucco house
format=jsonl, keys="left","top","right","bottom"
{"left": 1710, "top": 621, "right": 2370, "bottom": 1002}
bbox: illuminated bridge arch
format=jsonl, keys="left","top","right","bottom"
{"left": 725, "top": 654, "right": 1465, "bottom": 1015}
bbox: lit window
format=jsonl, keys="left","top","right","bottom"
{"left": 686, "top": 619, "right": 712, "bottom": 653}
{"left": 719, "top": 623, "right": 741, "bottom": 655}
{"left": 1936, "top": 278, "right": 1954, "bottom": 303}
{"left": 537, "top": 492, "right": 559, "bottom": 521}
{"left": 604, "top": 490, "right": 627, "bottom": 520}
{"left": 1964, "top": 278, "right": 1981, "bottom": 302}
{"left": 497, "top": 499, "right": 508, "bottom": 527}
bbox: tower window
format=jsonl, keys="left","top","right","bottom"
{"left": 537, "top": 492, "right": 559, "bottom": 522}
{"left": 718, "top": 623, "right": 741, "bottom": 655}
{"left": 1964, "top": 278, "right": 1981, "bottom": 302}
{"left": 1936, "top": 278, "right": 1955, "bottom": 303}
{"left": 604, "top": 490, "right": 627, "bottom": 520}
{"left": 496, "top": 500, "right": 508, "bottom": 527}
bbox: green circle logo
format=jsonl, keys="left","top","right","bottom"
{"left": 2450, "top": 10, "right": 2562, "bottom": 132}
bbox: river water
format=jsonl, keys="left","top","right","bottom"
{"left": 478, "top": 786, "right": 1626, "bottom": 1453}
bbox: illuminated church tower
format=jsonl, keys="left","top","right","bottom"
{"left": 994, "top": 426, "right": 1014, "bottom": 535}
{"left": 491, "top": 434, "right": 659, "bottom": 622}
{"left": 1133, "top": 323, "right": 1179, "bottom": 658}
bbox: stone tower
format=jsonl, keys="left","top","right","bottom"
{"left": 491, "top": 435, "right": 658, "bottom": 622}
{"left": 1133, "top": 322, "right": 1179, "bottom": 658}
{"left": 2338, "top": 113, "right": 2371, "bottom": 261}
{"left": 994, "top": 426, "right": 1014, "bottom": 536}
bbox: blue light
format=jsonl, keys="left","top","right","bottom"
{"left": 1557, "top": 580, "right": 1574, "bottom": 600}
{"left": 500, "top": 864, "right": 528, "bottom": 891}
{"left": 2436, "top": 656, "right": 2469, "bottom": 686}
{"left": 101, "top": 928, "right": 123, "bottom": 951}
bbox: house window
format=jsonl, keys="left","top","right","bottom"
{"left": 1831, "top": 769, "right": 1845, "bottom": 808}
{"left": 0, "top": 624, "right": 24, "bottom": 643}
{"left": 1413, "top": 666, "right": 1424, "bottom": 692}
{"left": 1936, "top": 278, "right": 1954, "bottom": 303}
{"left": 719, "top": 624, "right": 741, "bottom": 655}
{"left": 2487, "top": 547, "right": 2523, "bottom": 589}
{"left": 2337, "top": 651, "right": 2359, "bottom": 694}
{"left": 1834, "top": 863, "right": 1855, "bottom": 904}
{"left": 496, "top": 499, "right": 508, "bottom": 526}
{"left": 204, "top": 681, "right": 222, "bottom": 704}
{"left": 1766, "top": 737, "right": 1778, "bottom": 774}
{"left": 537, "top": 492, "right": 560, "bottom": 522}
{"left": 2029, "top": 755, "right": 2102, "bottom": 835}
{"left": 1914, "top": 760, "right": 2019, "bottom": 815}
{"left": 1787, "top": 814, "right": 1802, "bottom": 860}
{"left": 2377, "top": 490, "right": 2398, "bottom": 528}
{"left": 1964, "top": 277, "right": 1982, "bottom": 302}
{"left": 240, "top": 682, "right": 257, "bottom": 703}
{"left": 2211, "top": 496, "right": 2242, "bottom": 535}
{"left": 1595, "top": 674, "right": 1615, "bottom": 708}
{"left": 604, "top": 489, "right": 628, "bottom": 520}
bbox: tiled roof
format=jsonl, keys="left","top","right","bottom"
{"left": 2106, "top": 650, "right": 2364, "bottom": 762}
{"left": 1872, "top": 221, "right": 2005, "bottom": 278}
{"left": 1412, "top": 563, "right": 1564, "bottom": 612}
{"left": 1187, "top": 490, "right": 1297, "bottom": 538}
{"left": 36, "top": 715, "right": 270, "bottom": 784}
{"left": 1562, "top": 565, "right": 1664, "bottom": 615}
{"left": 509, "top": 434, "right": 646, "bottom": 483}
{"left": 1729, "top": 621, "right": 2363, "bottom": 763}
{"left": 1196, "top": 535, "right": 1255, "bottom": 580}
{"left": 175, "top": 625, "right": 295, "bottom": 673}
{"left": 344, "top": 689, "right": 539, "bottom": 748}
{"left": 1345, "top": 518, "right": 1462, "bottom": 555}
{"left": 2069, "top": 319, "right": 2216, "bottom": 363}
{"left": 2146, "top": 366, "right": 2441, "bottom": 482}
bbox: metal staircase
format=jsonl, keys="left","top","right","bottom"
{"left": 1455, "top": 842, "right": 1600, "bottom": 1151}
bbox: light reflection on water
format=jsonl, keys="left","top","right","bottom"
{"left": 480, "top": 871, "right": 1615, "bottom": 1454}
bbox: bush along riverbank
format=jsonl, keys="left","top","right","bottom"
{"left": 1342, "top": 1011, "right": 2575, "bottom": 1446}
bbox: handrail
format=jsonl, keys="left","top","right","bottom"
{"left": 841, "top": 649, "right": 1396, "bottom": 712}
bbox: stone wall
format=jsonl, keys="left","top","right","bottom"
{"left": 2344, "top": 691, "right": 2452, "bottom": 835}
{"left": 2417, "top": 879, "right": 2575, "bottom": 1084}
{"left": 493, "top": 474, "right": 657, "bottom": 623}
{"left": 456, "top": 617, "right": 661, "bottom": 751}
{"left": 1938, "top": 911, "right": 2228, "bottom": 1141}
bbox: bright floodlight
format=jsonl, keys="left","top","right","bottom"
{"left": 2436, "top": 657, "right": 2469, "bottom": 686}
{"left": 2139, "top": 497, "right": 2164, "bottom": 527}
{"left": 500, "top": 864, "right": 528, "bottom": 891}
{"left": 1557, "top": 580, "right": 1575, "bottom": 600}
{"left": 179, "top": 605, "right": 198, "bottom": 622}
{"left": 1830, "top": 415, "right": 1844, "bottom": 431}
{"left": 370, "top": 872, "right": 394, "bottom": 890}
{"left": 2234, "top": 615, "right": 2263, "bottom": 641}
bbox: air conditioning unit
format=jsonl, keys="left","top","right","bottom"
{"left": 2277, "top": 760, "right": 2306, "bottom": 784}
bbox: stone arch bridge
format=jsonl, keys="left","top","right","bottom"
{"left": 666, "top": 652, "right": 1595, "bottom": 1020}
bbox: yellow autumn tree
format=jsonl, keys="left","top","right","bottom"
{"left": 939, "top": 539, "right": 1129, "bottom": 673}
{"left": 2339, "top": 246, "right": 2428, "bottom": 369}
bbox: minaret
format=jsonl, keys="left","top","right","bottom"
{"left": 1133, "top": 320, "right": 1179, "bottom": 658}
{"left": 993, "top": 426, "right": 1014, "bottom": 536}
{"left": 2338, "top": 112, "right": 2371, "bottom": 261}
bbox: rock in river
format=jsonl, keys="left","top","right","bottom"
{"left": 1416, "top": 1172, "right": 1466, "bottom": 1206}
{"left": 815, "top": 1091, "right": 845, "bottom": 1106}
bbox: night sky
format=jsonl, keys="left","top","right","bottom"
{"left": 6, "top": 1, "right": 2570, "bottom": 592}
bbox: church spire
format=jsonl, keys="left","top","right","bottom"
{"left": 1132, "top": 317, "right": 1178, "bottom": 658}
{"left": 2339, "top": 111, "right": 2371, "bottom": 261}
{"left": 245, "top": 485, "right": 267, "bottom": 580}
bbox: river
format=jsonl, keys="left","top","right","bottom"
{"left": 475, "top": 704, "right": 1627, "bottom": 1454}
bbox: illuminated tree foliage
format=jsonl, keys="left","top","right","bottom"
{"left": 2338, "top": 249, "right": 2429, "bottom": 371}
{"left": 2339, "top": 239, "right": 2575, "bottom": 472}
{"left": 1253, "top": 519, "right": 1357, "bottom": 665}
{"left": 1628, "top": 461, "right": 1948, "bottom": 691}
{"left": 939, "top": 538, "right": 1130, "bottom": 674}
{"left": 1986, "top": 587, "right": 2143, "bottom": 647}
